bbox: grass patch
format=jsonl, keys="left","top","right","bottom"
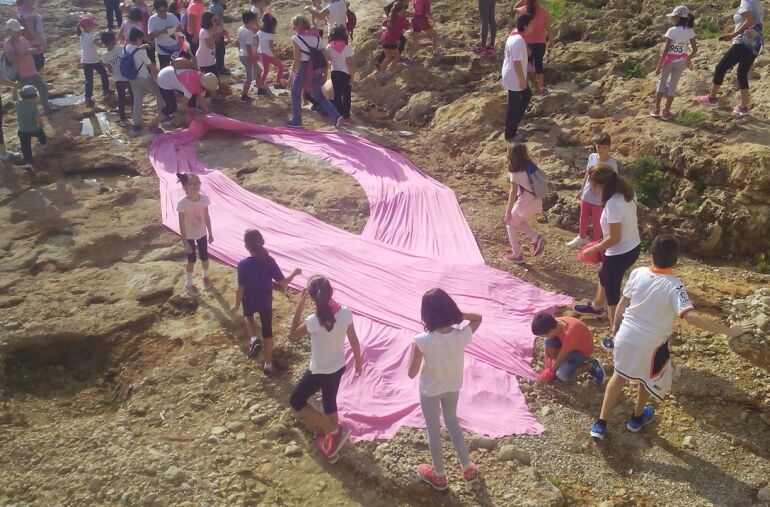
{"left": 699, "top": 18, "right": 721, "bottom": 39}
{"left": 547, "top": 476, "right": 563, "bottom": 488}
{"left": 680, "top": 202, "right": 698, "bottom": 213}
{"left": 677, "top": 110, "right": 708, "bottom": 125}
{"left": 755, "top": 253, "right": 770, "bottom": 274}
{"left": 625, "top": 59, "right": 646, "bottom": 78}
{"left": 541, "top": 0, "right": 600, "bottom": 22}
{"left": 630, "top": 155, "right": 666, "bottom": 207}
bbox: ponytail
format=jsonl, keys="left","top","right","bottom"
{"left": 677, "top": 13, "right": 695, "bottom": 28}
{"left": 525, "top": 0, "right": 537, "bottom": 15}
{"left": 308, "top": 275, "right": 336, "bottom": 332}
{"left": 176, "top": 172, "right": 189, "bottom": 186}
{"left": 588, "top": 163, "right": 635, "bottom": 204}
{"left": 244, "top": 229, "right": 269, "bottom": 262}
{"left": 76, "top": 24, "right": 83, "bottom": 35}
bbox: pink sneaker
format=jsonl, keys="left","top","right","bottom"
{"left": 317, "top": 426, "right": 351, "bottom": 461}
{"left": 661, "top": 110, "right": 673, "bottom": 121}
{"left": 503, "top": 252, "right": 525, "bottom": 264}
{"left": 649, "top": 108, "right": 660, "bottom": 118}
{"left": 186, "top": 284, "right": 200, "bottom": 297}
{"left": 732, "top": 105, "right": 749, "bottom": 117}
{"left": 417, "top": 464, "right": 448, "bottom": 490}
{"left": 462, "top": 462, "right": 479, "bottom": 483}
{"left": 532, "top": 236, "right": 547, "bottom": 256}
{"left": 697, "top": 95, "right": 717, "bottom": 106}
{"left": 202, "top": 275, "right": 212, "bottom": 290}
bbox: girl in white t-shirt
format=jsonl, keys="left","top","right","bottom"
{"left": 175, "top": 172, "right": 214, "bottom": 297}
{"left": 503, "top": 143, "right": 546, "bottom": 264}
{"left": 289, "top": 276, "right": 363, "bottom": 463}
{"left": 259, "top": 13, "right": 285, "bottom": 90}
{"left": 651, "top": 6, "right": 697, "bottom": 120}
{"left": 77, "top": 17, "right": 112, "bottom": 107}
{"left": 407, "top": 288, "right": 482, "bottom": 490}
{"left": 196, "top": 12, "right": 217, "bottom": 73}
{"left": 326, "top": 25, "right": 354, "bottom": 120}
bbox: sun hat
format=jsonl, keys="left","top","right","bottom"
{"left": 6, "top": 19, "right": 23, "bottom": 32}
{"left": 200, "top": 72, "right": 218, "bottom": 91}
{"left": 20, "top": 85, "right": 38, "bottom": 98}
{"left": 79, "top": 16, "right": 98, "bottom": 27}
{"left": 666, "top": 5, "right": 690, "bottom": 18}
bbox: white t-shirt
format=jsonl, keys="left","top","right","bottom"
{"left": 617, "top": 267, "right": 694, "bottom": 348}
{"left": 292, "top": 33, "right": 321, "bottom": 61}
{"left": 125, "top": 44, "right": 152, "bottom": 79}
{"left": 102, "top": 46, "right": 129, "bottom": 82}
{"left": 600, "top": 193, "right": 640, "bottom": 256}
{"left": 733, "top": 0, "right": 764, "bottom": 44}
{"left": 306, "top": 306, "right": 354, "bottom": 374}
{"left": 176, "top": 194, "right": 211, "bottom": 239}
{"left": 413, "top": 325, "right": 473, "bottom": 397}
{"left": 326, "top": 43, "right": 351, "bottom": 73}
{"left": 325, "top": 0, "right": 348, "bottom": 31}
{"left": 664, "top": 26, "right": 695, "bottom": 56}
{"left": 257, "top": 31, "right": 275, "bottom": 57}
{"left": 581, "top": 153, "right": 618, "bottom": 205}
{"left": 501, "top": 34, "right": 528, "bottom": 91}
{"left": 80, "top": 32, "right": 100, "bottom": 64}
{"left": 196, "top": 28, "right": 216, "bottom": 67}
{"left": 148, "top": 13, "right": 181, "bottom": 55}
{"left": 237, "top": 26, "right": 255, "bottom": 58}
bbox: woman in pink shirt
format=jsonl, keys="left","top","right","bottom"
{"left": 514, "top": 0, "right": 552, "bottom": 95}
{"left": 379, "top": 1, "right": 410, "bottom": 75}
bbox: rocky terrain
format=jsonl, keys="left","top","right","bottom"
{"left": 1, "top": 0, "right": 769, "bottom": 505}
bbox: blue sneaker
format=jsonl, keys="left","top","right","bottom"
{"left": 284, "top": 120, "right": 302, "bottom": 128}
{"left": 601, "top": 337, "right": 615, "bottom": 349}
{"left": 574, "top": 301, "right": 606, "bottom": 317}
{"left": 588, "top": 359, "right": 605, "bottom": 385}
{"left": 589, "top": 420, "right": 607, "bottom": 439}
{"left": 627, "top": 406, "right": 655, "bottom": 433}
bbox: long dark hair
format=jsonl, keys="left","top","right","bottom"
{"left": 262, "top": 12, "right": 277, "bottom": 33}
{"left": 387, "top": 1, "right": 405, "bottom": 27}
{"left": 676, "top": 13, "right": 695, "bottom": 28}
{"left": 244, "top": 229, "right": 270, "bottom": 262}
{"left": 525, "top": 0, "right": 537, "bottom": 15}
{"left": 507, "top": 143, "right": 531, "bottom": 173}
{"left": 308, "top": 276, "right": 336, "bottom": 332}
{"left": 589, "top": 163, "right": 635, "bottom": 204}
{"left": 421, "top": 288, "right": 462, "bottom": 332}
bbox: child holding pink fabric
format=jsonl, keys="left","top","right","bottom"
{"left": 503, "top": 143, "right": 546, "bottom": 264}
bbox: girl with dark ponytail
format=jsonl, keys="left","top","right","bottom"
{"left": 233, "top": 229, "right": 301, "bottom": 373}
{"left": 575, "top": 164, "right": 641, "bottom": 348}
{"left": 288, "top": 275, "right": 362, "bottom": 463}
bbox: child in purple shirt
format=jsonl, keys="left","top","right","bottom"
{"left": 233, "top": 229, "right": 300, "bottom": 375}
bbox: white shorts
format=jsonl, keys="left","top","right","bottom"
{"left": 613, "top": 329, "right": 672, "bottom": 401}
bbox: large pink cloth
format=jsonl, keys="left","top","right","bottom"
{"left": 149, "top": 115, "right": 572, "bottom": 440}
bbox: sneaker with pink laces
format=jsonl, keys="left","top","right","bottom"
{"left": 317, "top": 426, "right": 351, "bottom": 461}
{"left": 697, "top": 95, "right": 718, "bottom": 106}
{"left": 417, "top": 464, "right": 448, "bottom": 490}
{"left": 661, "top": 110, "right": 673, "bottom": 121}
{"left": 649, "top": 108, "right": 660, "bottom": 118}
{"left": 503, "top": 252, "right": 525, "bottom": 264}
{"left": 732, "top": 105, "right": 749, "bottom": 117}
{"left": 462, "top": 462, "right": 480, "bottom": 483}
{"left": 202, "top": 276, "right": 212, "bottom": 290}
{"left": 186, "top": 284, "right": 200, "bottom": 297}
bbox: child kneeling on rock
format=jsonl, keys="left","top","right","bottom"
{"left": 589, "top": 235, "right": 754, "bottom": 440}
{"left": 531, "top": 313, "right": 605, "bottom": 385}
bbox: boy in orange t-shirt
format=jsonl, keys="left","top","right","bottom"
{"left": 531, "top": 313, "right": 605, "bottom": 385}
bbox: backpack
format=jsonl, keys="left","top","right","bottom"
{"left": 741, "top": 22, "right": 763, "bottom": 55}
{"left": 297, "top": 35, "right": 327, "bottom": 72}
{"left": 120, "top": 46, "right": 144, "bottom": 80}
{"left": 523, "top": 162, "right": 549, "bottom": 199}
{"left": 1, "top": 42, "right": 19, "bottom": 82}
{"left": 346, "top": 9, "right": 357, "bottom": 39}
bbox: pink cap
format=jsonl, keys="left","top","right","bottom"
{"left": 79, "top": 16, "right": 98, "bottom": 27}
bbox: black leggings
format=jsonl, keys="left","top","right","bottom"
{"left": 83, "top": 63, "right": 110, "bottom": 99}
{"left": 529, "top": 42, "right": 546, "bottom": 74}
{"left": 376, "top": 35, "right": 407, "bottom": 65}
{"left": 18, "top": 129, "right": 47, "bottom": 164}
{"left": 331, "top": 70, "right": 351, "bottom": 119}
{"left": 599, "top": 244, "right": 641, "bottom": 306}
{"left": 478, "top": 0, "right": 497, "bottom": 47}
{"left": 713, "top": 43, "right": 757, "bottom": 90}
{"left": 186, "top": 236, "right": 209, "bottom": 263}
{"left": 289, "top": 366, "right": 345, "bottom": 413}
{"left": 245, "top": 306, "right": 273, "bottom": 338}
{"left": 116, "top": 81, "right": 131, "bottom": 122}
{"left": 160, "top": 87, "right": 177, "bottom": 116}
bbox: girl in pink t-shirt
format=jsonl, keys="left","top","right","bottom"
{"left": 514, "top": 0, "right": 552, "bottom": 95}
{"left": 409, "top": 0, "right": 440, "bottom": 59}
{"left": 503, "top": 143, "right": 546, "bottom": 264}
{"left": 379, "top": 2, "right": 410, "bottom": 75}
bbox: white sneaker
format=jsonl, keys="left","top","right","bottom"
{"left": 566, "top": 236, "right": 589, "bottom": 248}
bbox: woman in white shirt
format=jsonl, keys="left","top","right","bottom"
{"left": 575, "top": 164, "right": 641, "bottom": 346}
{"left": 407, "top": 288, "right": 481, "bottom": 490}
{"left": 289, "top": 276, "right": 362, "bottom": 463}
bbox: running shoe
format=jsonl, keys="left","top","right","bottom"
{"left": 85, "top": 98, "right": 95, "bottom": 107}
{"left": 317, "top": 426, "right": 351, "bottom": 461}
{"left": 503, "top": 252, "right": 525, "bottom": 264}
{"left": 462, "top": 463, "right": 479, "bottom": 484}
{"left": 284, "top": 120, "right": 302, "bottom": 128}
{"left": 335, "top": 115, "right": 345, "bottom": 129}
{"left": 263, "top": 362, "right": 280, "bottom": 375}
{"left": 484, "top": 45, "right": 496, "bottom": 54}
{"left": 472, "top": 45, "right": 486, "bottom": 54}
{"left": 649, "top": 108, "right": 660, "bottom": 118}
{"left": 697, "top": 95, "right": 718, "bottom": 106}
{"left": 566, "top": 236, "right": 590, "bottom": 248}
{"left": 539, "top": 86, "right": 550, "bottom": 96}
{"left": 186, "top": 283, "right": 200, "bottom": 297}
{"left": 601, "top": 337, "right": 615, "bottom": 349}
{"left": 240, "top": 95, "right": 252, "bottom": 102}
{"left": 588, "top": 358, "right": 605, "bottom": 385}
{"left": 574, "top": 302, "right": 605, "bottom": 316}
{"left": 732, "top": 105, "right": 749, "bottom": 117}
{"left": 589, "top": 419, "right": 607, "bottom": 439}
{"left": 257, "top": 88, "right": 269, "bottom": 96}
{"left": 247, "top": 338, "right": 262, "bottom": 358}
{"left": 417, "top": 464, "right": 448, "bottom": 490}
{"left": 661, "top": 110, "right": 673, "bottom": 121}
{"left": 202, "top": 276, "right": 212, "bottom": 290}
{"left": 532, "top": 236, "right": 547, "bottom": 256}
{"left": 403, "top": 56, "right": 419, "bottom": 66}
{"left": 627, "top": 406, "right": 655, "bottom": 433}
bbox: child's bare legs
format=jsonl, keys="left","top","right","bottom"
{"left": 592, "top": 283, "right": 607, "bottom": 310}
{"left": 383, "top": 48, "right": 400, "bottom": 73}
{"left": 536, "top": 73, "right": 545, "bottom": 93}
{"left": 428, "top": 28, "right": 438, "bottom": 54}
{"left": 739, "top": 88, "right": 750, "bottom": 109}
{"left": 297, "top": 405, "right": 336, "bottom": 434}
{"left": 263, "top": 337, "right": 274, "bottom": 364}
{"left": 633, "top": 383, "right": 651, "bottom": 418}
{"left": 244, "top": 315, "right": 259, "bottom": 339}
{"left": 664, "top": 95, "right": 675, "bottom": 114}
{"left": 598, "top": 371, "right": 626, "bottom": 420}
{"left": 409, "top": 32, "right": 421, "bottom": 58}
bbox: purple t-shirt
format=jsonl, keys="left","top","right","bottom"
{"left": 237, "top": 255, "right": 285, "bottom": 311}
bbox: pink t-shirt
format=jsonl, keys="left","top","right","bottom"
{"left": 121, "top": 20, "right": 145, "bottom": 39}
{"left": 509, "top": 164, "right": 543, "bottom": 217}
{"left": 186, "top": 0, "right": 205, "bottom": 36}
{"left": 4, "top": 37, "right": 36, "bottom": 78}
{"left": 413, "top": 0, "right": 430, "bottom": 18}
{"left": 515, "top": 6, "right": 550, "bottom": 44}
{"left": 178, "top": 69, "right": 204, "bottom": 95}
{"left": 381, "top": 14, "right": 410, "bottom": 46}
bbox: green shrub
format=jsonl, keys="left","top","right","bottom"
{"left": 631, "top": 155, "right": 666, "bottom": 207}
{"left": 699, "top": 18, "right": 720, "bottom": 39}
{"left": 547, "top": 476, "right": 563, "bottom": 488}
{"left": 755, "top": 254, "right": 770, "bottom": 274}
{"left": 680, "top": 202, "right": 698, "bottom": 213}
{"left": 677, "top": 110, "right": 708, "bottom": 125}
{"left": 625, "top": 59, "right": 646, "bottom": 78}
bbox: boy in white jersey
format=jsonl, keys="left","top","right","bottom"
{"left": 589, "top": 235, "right": 753, "bottom": 439}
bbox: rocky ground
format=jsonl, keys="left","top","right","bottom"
{"left": 1, "top": 0, "right": 769, "bottom": 505}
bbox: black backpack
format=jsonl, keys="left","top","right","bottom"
{"left": 297, "top": 35, "right": 327, "bottom": 72}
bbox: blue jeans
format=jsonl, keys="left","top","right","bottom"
{"left": 291, "top": 60, "right": 339, "bottom": 125}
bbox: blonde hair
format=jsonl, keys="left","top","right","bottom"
{"left": 291, "top": 14, "right": 311, "bottom": 30}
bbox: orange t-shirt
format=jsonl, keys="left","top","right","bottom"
{"left": 556, "top": 316, "right": 593, "bottom": 357}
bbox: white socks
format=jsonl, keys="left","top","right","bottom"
{"left": 185, "top": 272, "right": 193, "bottom": 286}
{"left": 202, "top": 268, "right": 209, "bottom": 278}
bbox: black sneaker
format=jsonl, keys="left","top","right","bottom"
{"left": 257, "top": 88, "right": 269, "bottom": 96}
{"left": 247, "top": 339, "right": 262, "bottom": 358}
{"left": 240, "top": 95, "right": 252, "bottom": 102}
{"left": 263, "top": 361, "right": 279, "bottom": 375}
